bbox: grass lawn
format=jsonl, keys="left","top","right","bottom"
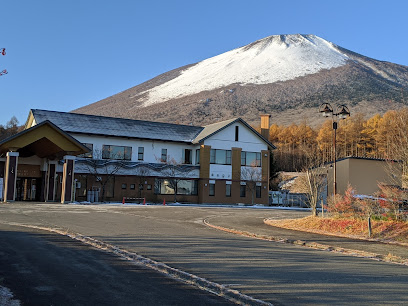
{"left": 266, "top": 216, "right": 408, "bottom": 245}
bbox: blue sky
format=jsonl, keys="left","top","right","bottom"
{"left": 1, "top": 0, "right": 407, "bottom": 126}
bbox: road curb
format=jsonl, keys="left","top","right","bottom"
{"left": 1, "top": 221, "right": 272, "bottom": 306}
{"left": 203, "top": 218, "right": 408, "bottom": 266}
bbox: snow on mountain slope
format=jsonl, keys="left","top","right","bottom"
{"left": 142, "top": 34, "right": 349, "bottom": 106}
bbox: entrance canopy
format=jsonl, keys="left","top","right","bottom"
{"left": 0, "top": 120, "right": 89, "bottom": 159}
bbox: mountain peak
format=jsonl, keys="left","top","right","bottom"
{"left": 142, "top": 33, "right": 348, "bottom": 106}
{"left": 74, "top": 34, "right": 408, "bottom": 127}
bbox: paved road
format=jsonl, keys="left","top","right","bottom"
{"left": 1, "top": 203, "right": 408, "bottom": 305}
{"left": 0, "top": 222, "right": 234, "bottom": 306}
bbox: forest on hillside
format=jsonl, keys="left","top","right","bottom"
{"left": 267, "top": 108, "right": 408, "bottom": 172}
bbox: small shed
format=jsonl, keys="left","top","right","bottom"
{"left": 327, "top": 157, "right": 402, "bottom": 196}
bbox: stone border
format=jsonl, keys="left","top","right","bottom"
{"left": 203, "top": 218, "right": 408, "bottom": 266}
{"left": 1, "top": 222, "right": 272, "bottom": 306}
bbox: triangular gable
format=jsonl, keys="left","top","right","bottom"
{"left": 0, "top": 120, "right": 90, "bottom": 158}
{"left": 192, "top": 118, "right": 276, "bottom": 149}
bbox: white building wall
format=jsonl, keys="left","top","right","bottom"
{"left": 70, "top": 133, "right": 200, "bottom": 165}
{"left": 205, "top": 122, "right": 268, "bottom": 180}
{"left": 203, "top": 122, "right": 267, "bottom": 152}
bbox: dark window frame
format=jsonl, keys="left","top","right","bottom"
{"left": 209, "top": 183, "right": 215, "bottom": 196}
{"left": 102, "top": 145, "right": 132, "bottom": 161}
{"left": 226, "top": 184, "right": 231, "bottom": 197}
{"left": 210, "top": 149, "right": 232, "bottom": 165}
{"left": 161, "top": 148, "right": 167, "bottom": 162}
{"left": 240, "top": 184, "right": 246, "bottom": 197}
{"left": 138, "top": 147, "right": 144, "bottom": 161}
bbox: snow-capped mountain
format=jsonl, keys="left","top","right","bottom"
{"left": 74, "top": 34, "right": 408, "bottom": 126}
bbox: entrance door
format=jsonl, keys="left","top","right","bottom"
{"left": 15, "top": 178, "right": 42, "bottom": 201}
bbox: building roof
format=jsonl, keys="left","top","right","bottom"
{"left": 29, "top": 109, "right": 204, "bottom": 143}
{"left": 193, "top": 117, "right": 276, "bottom": 149}
{"left": 28, "top": 109, "right": 275, "bottom": 148}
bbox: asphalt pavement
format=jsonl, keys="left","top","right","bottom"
{"left": 1, "top": 203, "right": 408, "bottom": 305}
{"left": 0, "top": 222, "right": 234, "bottom": 306}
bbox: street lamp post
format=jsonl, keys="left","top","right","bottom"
{"left": 319, "top": 103, "right": 351, "bottom": 195}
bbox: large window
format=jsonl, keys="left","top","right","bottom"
{"left": 102, "top": 145, "right": 132, "bottom": 160}
{"left": 138, "top": 147, "right": 144, "bottom": 161}
{"left": 210, "top": 149, "right": 232, "bottom": 165}
{"left": 241, "top": 151, "right": 261, "bottom": 167}
{"left": 154, "top": 179, "right": 198, "bottom": 195}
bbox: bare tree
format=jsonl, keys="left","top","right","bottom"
{"left": 160, "top": 156, "right": 196, "bottom": 203}
{"left": 133, "top": 166, "right": 151, "bottom": 202}
{"left": 298, "top": 145, "right": 327, "bottom": 216}
{"left": 241, "top": 163, "right": 262, "bottom": 205}
{"left": 385, "top": 109, "right": 408, "bottom": 187}
{"left": 79, "top": 149, "right": 125, "bottom": 202}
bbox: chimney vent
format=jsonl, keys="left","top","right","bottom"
{"left": 260, "top": 114, "right": 271, "bottom": 139}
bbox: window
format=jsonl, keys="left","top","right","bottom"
{"left": 210, "top": 149, "right": 232, "bottom": 165}
{"left": 147, "top": 184, "right": 152, "bottom": 190}
{"left": 130, "top": 184, "right": 135, "bottom": 190}
{"left": 102, "top": 145, "right": 132, "bottom": 160}
{"left": 226, "top": 184, "right": 231, "bottom": 197}
{"left": 183, "top": 149, "right": 192, "bottom": 164}
{"left": 256, "top": 186, "right": 262, "bottom": 198}
{"left": 138, "top": 147, "right": 144, "bottom": 161}
{"left": 235, "top": 126, "right": 239, "bottom": 141}
{"left": 241, "top": 151, "right": 246, "bottom": 166}
{"left": 122, "top": 183, "right": 127, "bottom": 189}
{"left": 240, "top": 185, "right": 246, "bottom": 197}
{"left": 210, "top": 149, "right": 216, "bottom": 164}
{"left": 154, "top": 179, "right": 198, "bottom": 195}
{"left": 139, "top": 184, "right": 144, "bottom": 190}
{"left": 241, "top": 151, "right": 261, "bottom": 167}
{"left": 161, "top": 149, "right": 167, "bottom": 162}
{"left": 226, "top": 150, "right": 231, "bottom": 165}
{"left": 195, "top": 149, "right": 200, "bottom": 165}
{"left": 79, "top": 143, "right": 93, "bottom": 158}
{"left": 209, "top": 183, "right": 215, "bottom": 196}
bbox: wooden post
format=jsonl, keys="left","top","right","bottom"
{"left": 4, "top": 152, "right": 19, "bottom": 202}
{"left": 368, "top": 216, "right": 372, "bottom": 238}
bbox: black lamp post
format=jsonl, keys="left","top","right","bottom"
{"left": 319, "top": 103, "right": 351, "bottom": 195}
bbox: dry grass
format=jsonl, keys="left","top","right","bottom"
{"left": 266, "top": 216, "right": 408, "bottom": 245}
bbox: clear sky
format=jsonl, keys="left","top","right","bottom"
{"left": 1, "top": 0, "right": 407, "bottom": 126}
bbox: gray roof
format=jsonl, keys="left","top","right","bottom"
{"left": 30, "top": 109, "right": 275, "bottom": 148}
{"left": 31, "top": 109, "right": 204, "bottom": 143}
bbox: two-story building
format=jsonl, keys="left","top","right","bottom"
{"left": 0, "top": 110, "right": 275, "bottom": 205}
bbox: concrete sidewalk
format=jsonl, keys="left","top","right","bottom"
{"left": 205, "top": 213, "right": 408, "bottom": 264}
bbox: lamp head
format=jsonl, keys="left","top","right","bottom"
{"left": 319, "top": 103, "right": 333, "bottom": 118}
{"left": 337, "top": 105, "right": 351, "bottom": 120}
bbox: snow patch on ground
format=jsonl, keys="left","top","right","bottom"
{"left": 142, "top": 34, "right": 348, "bottom": 106}
{"left": 0, "top": 286, "right": 20, "bottom": 306}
